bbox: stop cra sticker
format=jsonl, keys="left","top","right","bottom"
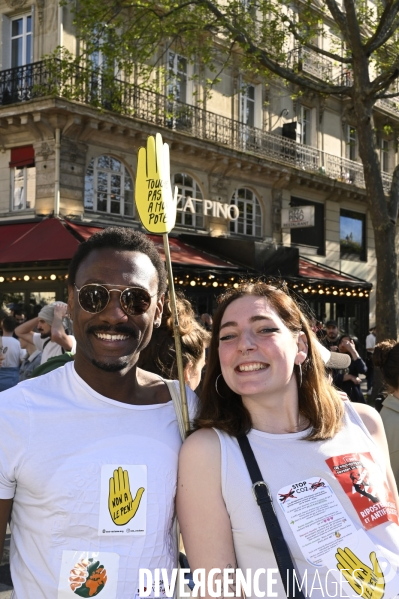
{"left": 135, "top": 133, "right": 177, "bottom": 234}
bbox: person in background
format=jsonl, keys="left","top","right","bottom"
{"left": 200, "top": 312, "right": 213, "bottom": 332}
{"left": 18, "top": 337, "right": 42, "bottom": 381}
{"left": 12, "top": 309, "right": 27, "bottom": 340}
{"left": 13, "top": 310, "right": 27, "bottom": 325}
{"left": 0, "top": 317, "right": 26, "bottom": 392}
{"left": 374, "top": 340, "right": 399, "bottom": 488}
{"left": 322, "top": 319, "right": 340, "bottom": 351}
{"left": 15, "top": 302, "right": 76, "bottom": 364}
{"left": 139, "top": 293, "right": 210, "bottom": 391}
{"left": 365, "top": 326, "right": 376, "bottom": 396}
{"left": 0, "top": 310, "right": 8, "bottom": 335}
{"left": 335, "top": 334, "right": 367, "bottom": 403}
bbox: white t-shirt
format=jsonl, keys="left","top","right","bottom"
{"left": 366, "top": 332, "right": 376, "bottom": 352}
{"left": 0, "top": 336, "right": 26, "bottom": 367}
{"left": 0, "top": 362, "right": 197, "bottom": 599}
{"left": 33, "top": 331, "right": 77, "bottom": 364}
{"left": 215, "top": 402, "right": 399, "bottom": 598}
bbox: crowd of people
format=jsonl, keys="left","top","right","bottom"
{"left": 0, "top": 226, "right": 399, "bottom": 599}
{"left": 0, "top": 301, "right": 76, "bottom": 390}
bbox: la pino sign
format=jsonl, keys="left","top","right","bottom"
{"left": 281, "top": 205, "right": 315, "bottom": 229}
{"left": 177, "top": 195, "right": 240, "bottom": 221}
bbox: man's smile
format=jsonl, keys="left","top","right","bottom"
{"left": 94, "top": 333, "right": 130, "bottom": 341}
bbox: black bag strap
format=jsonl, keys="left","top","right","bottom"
{"left": 236, "top": 435, "right": 305, "bottom": 599}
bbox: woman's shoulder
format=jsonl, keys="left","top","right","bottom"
{"left": 349, "top": 401, "right": 385, "bottom": 437}
{"left": 180, "top": 428, "right": 221, "bottom": 461}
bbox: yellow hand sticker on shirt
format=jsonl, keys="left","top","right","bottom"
{"left": 336, "top": 547, "right": 385, "bottom": 599}
{"left": 135, "top": 133, "right": 177, "bottom": 234}
{"left": 108, "top": 467, "right": 145, "bottom": 526}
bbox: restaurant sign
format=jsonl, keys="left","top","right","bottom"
{"left": 177, "top": 195, "right": 240, "bottom": 221}
{"left": 281, "top": 206, "right": 315, "bottom": 229}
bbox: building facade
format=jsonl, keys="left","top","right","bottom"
{"left": 1, "top": 0, "right": 395, "bottom": 347}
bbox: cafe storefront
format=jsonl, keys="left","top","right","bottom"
{"left": 0, "top": 204, "right": 372, "bottom": 352}
{"left": 0, "top": 217, "right": 247, "bottom": 318}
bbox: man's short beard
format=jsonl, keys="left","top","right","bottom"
{"left": 91, "top": 358, "right": 129, "bottom": 372}
{"left": 40, "top": 331, "right": 51, "bottom": 339}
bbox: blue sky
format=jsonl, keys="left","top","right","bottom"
{"left": 340, "top": 215, "right": 362, "bottom": 244}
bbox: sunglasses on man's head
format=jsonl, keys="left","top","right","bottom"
{"left": 75, "top": 284, "right": 156, "bottom": 316}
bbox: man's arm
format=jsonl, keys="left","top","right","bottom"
{"left": 15, "top": 317, "right": 39, "bottom": 345}
{"left": 51, "top": 304, "right": 74, "bottom": 351}
{"left": 51, "top": 303, "right": 73, "bottom": 351}
{"left": 0, "top": 499, "right": 12, "bottom": 563}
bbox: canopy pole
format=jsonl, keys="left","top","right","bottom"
{"left": 163, "top": 233, "right": 190, "bottom": 436}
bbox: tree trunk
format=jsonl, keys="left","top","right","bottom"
{"left": 372, "top": 219, "right": 398, "bottom": 342}
{"left": 354, "top": 109, "right": 399, "bottom": 342}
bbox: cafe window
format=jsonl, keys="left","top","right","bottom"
{"left": 10, "top": 146, "right": 35, "bottom": 211}
{"left": 340, "top": 209, "right": 366, "bottom": 261}
{"left": 173, "top": 173, "right": 204, "bottom": 229}
{"left": 84, "top": 155, "right": 134, "bottom": 217}
{"left": 229, "top": 188, "right": 262, "bottom": 237}
{"left": 290, "top": 197, "right": 325, "bottom": 256}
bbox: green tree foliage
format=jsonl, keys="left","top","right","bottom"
{"left": 67, "top": 0, "right": 399, "bottom": 339}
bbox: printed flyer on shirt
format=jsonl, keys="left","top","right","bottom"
{"left": 326, "top": 452, "right": 398, "bottom": 530}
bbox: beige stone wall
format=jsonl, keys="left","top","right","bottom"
{"left": 0, "top": 150, "right": 10, "bottom": 213}
{"left": 322, "top": 109, "right": 342, "bottom": 157}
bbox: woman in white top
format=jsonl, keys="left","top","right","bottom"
{"left": 374, "top": 340, "right": 399, "bottom": 488}
{"left": 177, "top": 282, "right": 399, "bottom": 599}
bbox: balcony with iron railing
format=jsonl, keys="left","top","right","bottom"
{"left": 297, "top": 47, "right": 334, "bottom": 81}
{"left": 0, "top": 59, "right": 393, "bottom": 194}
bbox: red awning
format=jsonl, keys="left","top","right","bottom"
{"left": 299, "top": 257, "right": 366, "bottom": 284}
{"left": 0, "top": 219, "right": 237, "bottom": 269}
{"left": 9, "top": 146, "right": 35, "bottom": 168}
{"left": 66, "top": 221, "right": 236, "bottom": 269}
{"left": 0, "top": 219, "right": 80, "bottom": 264}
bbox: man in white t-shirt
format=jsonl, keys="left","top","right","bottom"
{"left": 0, "top": 227, "right": 196, "bottom": 599}
{"left": 15, "top": 302, "right": 76, "bottom": 364}
{"left": 0, "top": 316, "right": 27, "bottom": 391}
{"left": 365, "top": 325, "right": 376, "bottom": 394}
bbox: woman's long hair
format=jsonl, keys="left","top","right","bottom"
{"left": 195, "top": 282, "right": 344, "bottom": 441}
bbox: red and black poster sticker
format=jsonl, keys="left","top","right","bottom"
{"left": 326, "top": 452, "right": 398, "bottom": 530}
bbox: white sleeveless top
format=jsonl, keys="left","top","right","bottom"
{"left": 0, "top": 362, "right": 197, "bottom": 599}
{"left": 215, "top": 402, "right": 399, "bottom": 598}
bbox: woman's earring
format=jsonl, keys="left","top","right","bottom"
{"left": 297, "top": 363, "right": 303, "bottom": 388}
{"left": 215, "top": 373, "right": 225, "bottom": 398}
{"left": 154, "top": 322, "right": 160, "bottom": 328}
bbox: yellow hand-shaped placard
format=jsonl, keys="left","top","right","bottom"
{"left": 135, "top": 133, "right": 177, "bottom": 234}
{"left": 108, "top": 467, "right": 145, "bottom": 526}
{"left": 336, "top": 547, "right": 385, "bottom": 599}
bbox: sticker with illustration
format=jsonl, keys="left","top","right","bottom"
{"left": 98, "top": 465, "right": 147, "bottom": 536}
{"left": 58, "top": 551, "right": 119, "bottom": 598}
